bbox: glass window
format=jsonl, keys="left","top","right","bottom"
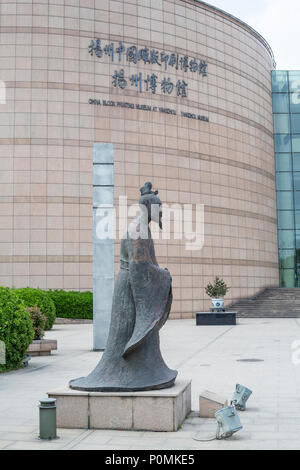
{"left": 296, "top": 270, "right": 300, "bottom": 287}
{"left": 277, "top": 191, "right": 294, "bottom": 210}
{"left": 273, "top": 114, "right": 290, "bottom": 133}
{"left": 280, "top": 269, "right": 296, "bottom": 287}
{"left": 293, "top": 154, "right": 300, "bottom": 171}
{"left": 296, "top": 231, "right": 300, "bottom": 249}
{"left": 276, "top": 172, "right": 293, "bottom": 190}
{"left": 272, "top": 93, "right": 289, "bottom": 113}
{"left": 288, "top": 71, "right": 300, "bottom": 92}
{"left": 272, "top": 71, "right": 288, "bottom": 93}
{"left": 291, "top": 114, "right": 300, "bottom": 133}
{"left": 279, "top": 249, "right": 296, "bottom": 269}
{"left": 278, "top": 230, "right": 295, "bottom": 249}
{"left": 274, "top": 134, "right": 291, "bottom": 153}
{"left": 278, "top": 211, "right": 295, "bottom": 229}
{"left": 295, "top": 211, "right": 300, "bottom": 229}
{"left": 272, "top": 74, "right": 300, "bottom": 288}
{"left": 295, "top": 192, "right": 300, "bottom": 210}
{"left": 294, "top": 173, "right": 300, "bottom": 190}
{"left": 275, "top": 153, "right": 292, "bottom": 172}
{"left": 289, "top": 93, "right": 300, "bottom": 113}
{"left": 292, "top": 135, "right": 300, "bottom": 152}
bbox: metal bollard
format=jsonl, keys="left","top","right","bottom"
{"left": 38, "top": 398, "right": 57, "bottom": 440}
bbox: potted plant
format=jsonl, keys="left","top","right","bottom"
{"left": 205, "top": 277, "right": 230, "bottom": 311}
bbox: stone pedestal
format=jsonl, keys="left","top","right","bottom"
{"left": 48, "top": 379, "right": 191, "bottom": 432}
{"left": 196, "top": 312, "right": 237, "bottom": 326}
{"left": 27, "top": 339, "right": 57, "bottom": 357}
{"left": 199, "top": 390, "right": 228, "bottom": 418}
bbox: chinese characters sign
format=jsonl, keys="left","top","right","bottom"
{"left": 112, "top": 70, "right": 188, "bottom": 97}
{"left": 88, "top": 39, "right": 208, "bottom": 98}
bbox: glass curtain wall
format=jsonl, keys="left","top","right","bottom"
{"left": 272, "top": 71, "right": 300, "bottom": 287}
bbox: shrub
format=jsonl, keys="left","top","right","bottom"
{"left": 0, "top": 287, "right": 34, "bottom": 372}
{"left": 47, "top": 290, "right": 93, "bottom": 320}
{"left": 27, "top": 305, "right": 46, "bottom": 341}
{"left": 205, "top": 277, "right": 230, "bottom": 298}
{"left": 14, "top": 288, "right": 56, "bottom": 330}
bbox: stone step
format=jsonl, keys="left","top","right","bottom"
{"left": 230, "top": 303, "right": 300, "bottom": 311}
{"left": 235, "top": 308, "right": 300, "bottom": 312}
{"left": 230, "top": 288, "right": 300, "bottom": 318}
{"left": 254, "top": 289, "right": 300, "bottom": 299}
{"left": 234, "top": 301, "right": 300, "bottom": 305}
{"left": 253, "top": 297, "right": 300, "bottom": 301}
{"left": 237, "top": 309, "right": 300, "bottom": 314}
{"left": 231, "top": 305, "right": 293, "bottom": 308}
{"left": 234, "top": 309, "right": 300, "bottom": 312}
{"left": 237, "top": 314, "right": 300, "bottom": 318}
{"left": 258, "top": 296, "right": 300, "bottom": 300}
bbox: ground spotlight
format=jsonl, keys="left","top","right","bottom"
{"left": 231, "top": 384, "right": 253, "bottom": 411}
{"left": 215, "top": 405, "right": 243, "bottom": 440}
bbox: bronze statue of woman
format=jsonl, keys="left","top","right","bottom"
{"left": 69, "top": 183, "right": 178, "bottom": 392}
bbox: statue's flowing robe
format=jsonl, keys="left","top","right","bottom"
{"left": 70, "top": 219, "right": 177, "bottom": 392}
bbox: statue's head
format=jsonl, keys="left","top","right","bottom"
{"left": 139, "top": 182, "right": 162, "bottom": 229}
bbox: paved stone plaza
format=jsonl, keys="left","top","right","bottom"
{"left": 1, "top": 318, "right": 300, "bottom": 450}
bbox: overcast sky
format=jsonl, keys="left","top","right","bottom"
{"left": 204, "top": 0, "right": 299, "bottom": 70}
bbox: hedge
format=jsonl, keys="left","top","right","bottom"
{"left": 46, "top": 290, "right": 93, "bottom": 320}
{"left": 0, "top": 287, "right": 34, "bottom": 372}
{"left": 14, "top": 288, "right": 56, "bottom": 330}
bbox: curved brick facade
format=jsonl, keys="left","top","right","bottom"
{"left": 0, "top": 0, "right": 279, "bottom": 317}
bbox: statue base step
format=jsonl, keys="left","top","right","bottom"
{"left": 48, "top": 379, "right": 191, "bottom": 432}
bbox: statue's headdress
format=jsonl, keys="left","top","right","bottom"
{"left": 139, "top": 182, "right": 159, "bottom": 197}
{"left": 139, "top": 182, "right": 161, "bottom": 208}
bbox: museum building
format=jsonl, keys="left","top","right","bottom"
{"left": 0, "top": 0, "right": 280, "bottom": 318}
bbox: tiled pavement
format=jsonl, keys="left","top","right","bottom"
{"left": 1, "top": 318, "right": 300, "bottom": 450}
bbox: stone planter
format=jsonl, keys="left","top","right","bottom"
{"left": 27, "top": 339, "right": 57, "bottom": 357}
